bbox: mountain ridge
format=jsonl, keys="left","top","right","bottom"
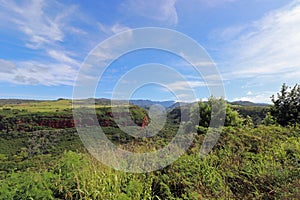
{"left": 0, "top": 98, "right": 270, "bottom": 108}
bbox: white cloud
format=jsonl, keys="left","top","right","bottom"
{"left": 99, "top": 23, "right": 131, "bottom": 35}
{"left": 197, "top": 97, "right": 208, "bottom": 102}
{"left": 233, "top": 94, "right": 271, "bottom": 103}
{"left": 120, "top": 0, "right": 178, "bottom": 25}
{"left": 0, "top": 59, "right": 17, "bottom": 74}
{"left": 222, "top": 0, "right": 300, "bottom": 81}
{"left": 111, "top": 24, "right": 131, "bottom": 34}
{"left": 47, "top": 50, "right": 79, "bottom": 66}
{"left": 177, "top": 53, "right": 216, "bottom": 68}
{"left": 0, "top": 59, "right": 78, "bottom": 86}
{"left": 0, "top": 0, "right": 79, "bottom": 49}
{"left": 0, "top": 0, "right": 88, "bottom": 86}
{"left": 232, "top": 90, "right": 274, "bottom": 103}
{"left": 213, "top": 25, "right": 248, "bottom": 41}
{"left": 166, "top": 80, "right": 207, "bottom": 91}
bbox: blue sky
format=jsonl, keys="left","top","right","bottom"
{"left": 0, "top": 0, "right": 299, "bottom": 103}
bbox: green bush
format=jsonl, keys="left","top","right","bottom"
{"left": 0, "top": 171, "right": 56, "bottom": 199}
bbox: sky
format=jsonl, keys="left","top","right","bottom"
{"left": 0, "top": 0, "right": 299, "bottom": 103}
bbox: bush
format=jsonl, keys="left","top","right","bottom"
{"left": 0, "top": 171, "right": 56, "bottom": 199}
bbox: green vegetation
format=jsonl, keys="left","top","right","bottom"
{"left": 231, "top": 105, "right": 266, "bottom": 125}
{"left": 0, "top": 125, "right": 299, "bottom": 199}
{"left": 270, "top": 83, "right": 300, "bottom": 126}
{"left": 0, "top": 85, "right": 299, "bottom": 199}
{"left": 0, "top": 99, "right": 72, "bottom": 113}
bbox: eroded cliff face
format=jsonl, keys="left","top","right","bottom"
{"left": 10, "top": 116, "right": 75, "bottom": 131}
{"left": 4, "top": 113, "right": 149, "bottom": 130}
{"left": 35, "top": 117, "right": 75, "bottom": 128}
{"left": 142, "top": 116, "right": 149, "bottom": 128}
{"left": 0, "top": 104, "right": 150, "bottom": 131}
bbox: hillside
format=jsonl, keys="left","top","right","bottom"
{"left": 0, "top": 99, "right": 149, "bottom": 131}
{"left": 230, "top": 100, "right": 269, "bottom": 107}
{"left": 0, "top": 98, "right": 299, "bottom": 199}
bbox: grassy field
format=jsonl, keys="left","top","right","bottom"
{"left": 0, "top": 99, "right": 130, "bottom": 113}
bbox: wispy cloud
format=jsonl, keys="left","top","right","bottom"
{"left": 166, "top": 80, "right": 207, "bottom": 91}
{"left": 0, "top": 0, "right": 79, "bottom": 49}
{"left": 99, "top": 23, "right": 131, "bottom": 35}
{"left": 233, "top": 91, "right": 274, "bottom": 103}
{"left": 211, "top": 25, "right": 248, "bottom": 41}
{"left": 120, "top": 0, "right": 178, "bottom": 26}
{"left": 0, "top": 59, "right": 77, "bottom": 86}
{"left": 196, "top": 0, "right": 237, "bottom": 7}
{"left": 47, "top": 50, "right": 79, "bottom": 66}
{"left": 0, "top": 0, "right": 86, "bottom": 86}
{"left": 0, "top": 59, "right": 17, "bottom": 74}
{"left": 221, "top": 0, "right": 300, "bottom": 82}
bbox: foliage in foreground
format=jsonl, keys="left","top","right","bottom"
{"left": 0, "top": 125, "right": 299, "bottom": 199}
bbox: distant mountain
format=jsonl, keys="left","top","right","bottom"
{"left": 167, "top": 102, "right": 190, "bottom": 110}
{"left": 94, "top": 98, "right": 112, "bottom": 105}
{"left": 94, "top": 98, "right": 177, "bottom": 109}
{"left": 82, "top": 98, "right": 128, "bottom": 105}
{"left": 168, "top": 100, "right": 270, "bottom": 110}
{"left": 0, "top": 98, "right": 270, "bottom": 108}
{"left": 230, "top": 101, "right": 269, "bottom": 107}
{"left": 129, "top": 100, "right": 175, "bottom": 109}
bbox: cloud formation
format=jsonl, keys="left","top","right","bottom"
{"left": 233, "top": 92, "right": 274, "bottom": 103}
{"left": 0, "top": 59, "right": 77, "bottom": 86}
{"left": 0, "top": 0, "right": 84, "bottom": 85}
{"left": 0, "top": 0, "right": 78, "bottom": 49}
{"left": 0, "top": 59, "right": 17, "bottom": 74}
{"left": 99, "top": 23, "right": 132, "bottom": 35}
{"left": 120, "top": 0, "right": 178, "bottom": 25}
{"left": 222, "top": 0, "right": 300, "bottom": 82}
{"left": 166, "top": 80, "right": 207, "bottom": 91}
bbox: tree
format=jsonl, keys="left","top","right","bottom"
{"left": 270, "top": 83, "right": 300, "bottom": 126}
{"left": 198, "top": 97, "right": 243, "bottom": 128}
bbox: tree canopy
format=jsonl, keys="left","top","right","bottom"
{"left": 270, "top": 83, "right": 300, "bottom": 126}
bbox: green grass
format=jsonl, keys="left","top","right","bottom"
{"left": 0, "top": 99, "right": 72, "bottom": 113}
{"left": 0, "top": 99, "right": 127, "bottom": 113}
